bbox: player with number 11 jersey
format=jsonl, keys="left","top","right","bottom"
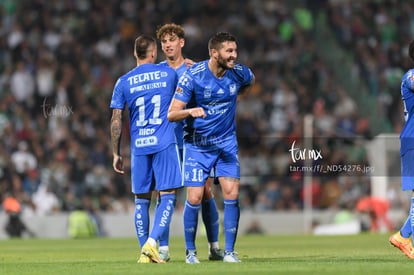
{"left": 110, "top": 64, "right": 178, "bottom": 155}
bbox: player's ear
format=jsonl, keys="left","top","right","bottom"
{"left": 151, "top": 47, "right": 157, "bottom": 60}
{"left": 180, "top": 38, "right": 185, "bottom": 48}
{"left": 210, "top": 48, "right": 218, "bottom": 58}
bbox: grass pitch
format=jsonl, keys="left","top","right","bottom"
{"left": 0, "top": 234, "right": 412, "bottom": 274}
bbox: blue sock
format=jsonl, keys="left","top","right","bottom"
{"left": 183, "top": 200, "right": 200, "bottom": 250}
{"left": 409, "top": 197, "right": 414, "bottom": 239}
{"left": 202, "top": 198, "right": 219, "bottom": 243}
{"left": 401, "top": 216, "right": 412, "bottom": 238}
{"left": 158, "top": 196, "right": 170, "bottom": 247}
{"left": 223, "top": 199, "right": 240, "bottom": 252}
{"left": 134, "top": 197, "right": 150, "bottom": 248}
{"left": 400, "top": 197, "right": 414, "bottom": 238}
{"left": 149, "top": 194, "right": 176, "bottom": 241}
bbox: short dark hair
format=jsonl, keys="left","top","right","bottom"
{"left": 208, "top": 32, "right": 237, "bottom": 51}
{"left": 409, "top": 40, "right": 414, "bottom": 62}
{"left": 134, "top": 35, "right": 156, "bottom": 59}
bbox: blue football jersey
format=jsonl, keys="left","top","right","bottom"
{"left": 159, "top": 61, "right": 187, "bottom": 149}
{"left": 110, "top": 63, "right": 178, "bottom": 155}
{"left": 174, "top": 60, "right": 254, "bottom": 145}
{"left": 159, "top": 60, "right": 187, "bottom": 77}
{"left": 400, "top": 68, "right": 414, "bottom": 155}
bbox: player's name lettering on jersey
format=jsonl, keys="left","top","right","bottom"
{"left": 127, "top": 71, "right": 166, "bottom": 85}
{"left": 138, "top": 128, "right": 155, "bottom": 135}
{"left": 130, "top": 82, "right": 167, "bottom": 93}
{"left": 135, "top": 136, "right": 158, "bottom": 147}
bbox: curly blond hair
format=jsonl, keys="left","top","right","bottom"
{"left": 156, "top": 23, "right": 185, "bottom": 40}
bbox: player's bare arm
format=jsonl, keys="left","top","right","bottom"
{"left": 110, "top": 108, "right": 124, "bottom": 174}
{"left": 168, "top": 98, "right": 206, "bottom": 121}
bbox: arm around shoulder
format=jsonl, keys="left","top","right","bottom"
{"left": 239, "top": 76, "right": 255, "bottom": 96}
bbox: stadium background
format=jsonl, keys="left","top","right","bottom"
{"left": 0, "top": 0, "right": 410, "bottom": 237}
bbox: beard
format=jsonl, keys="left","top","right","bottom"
{"left": 217, "top": 54, "right": 235, "bottom": 70}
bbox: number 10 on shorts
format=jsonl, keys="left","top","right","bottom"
{"left": 191, "top": 168, "right": 203, "bottom": 182}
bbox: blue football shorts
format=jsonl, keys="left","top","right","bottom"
{"left": 182, "top": 137, "right": 240, "bottom": 187}
{"left": 179, "top": 149, "right": 216, "bottom": 179}
{"left": 131, "top": 143, "right": 183, "bottom": 194}
{"left": 401, "top": 149, "right": 414, "bottom": 190}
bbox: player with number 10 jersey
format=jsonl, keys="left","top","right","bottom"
{"left": 174, "top": 60, "right": 254, "bottom": 186}
{"left": 177, "top": 61, "right": 253, "bottom": 146}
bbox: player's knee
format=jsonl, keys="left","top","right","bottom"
{"left": 187, "top": 192, "right": 203, "bottom": 204}
{"left": 222, "top": 191, "right": 239, "bottom": 200}
{"left": 220, "top": 179, "right": 240, "bottom": 199}
{"left": 187, "top": 197, "right": 202, "bottom": 204}
{"left": 221, "top": 186, "right": 239, "bottom": 199}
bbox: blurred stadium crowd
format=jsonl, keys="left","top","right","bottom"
{"left": 0, "top": 0, "right": 410, "bottom": 217}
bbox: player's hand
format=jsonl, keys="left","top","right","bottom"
{"left": 184, "top": 58, "right": 195, "bottom": 68}
{"left": 188, "top": 107, "right": 206, "bottom": 118}
{"left": 113, "top": 155, "right": 124, "bottom": 174}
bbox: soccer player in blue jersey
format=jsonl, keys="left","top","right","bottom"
{"left": 389, "top": 39, "right": 414, "bottom": 259}
{"left": 110, "top": 35, "right": 182, "bottom": 264}
{"left": 168, "top": 32, "right": 255, "bottom": 263}
{"left": 155, "top": 23, "right": 223, "bottom": 262}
